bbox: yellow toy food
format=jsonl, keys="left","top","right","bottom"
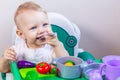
{"left": 64, "top": 60, "right": 75, "bottom": 66}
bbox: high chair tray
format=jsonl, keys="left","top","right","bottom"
{"left": 10, "top": 59, "right": 102, "bottom": 80}
{"left": 10, "top": 62, "right": 87, "bottom": 80}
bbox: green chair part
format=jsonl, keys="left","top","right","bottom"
{"left": 1, "top": 12, "right": 95, "bottom": 80}
{"left": 1, "top": 73, "right": 6, "bottom": 80}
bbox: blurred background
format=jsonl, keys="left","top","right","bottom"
{"left": 0, "top": 0, "right": 120, "bottom": 59}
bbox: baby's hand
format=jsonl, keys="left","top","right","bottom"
{"left": 46, "top": 33, "right": 69, "bottom": 57}
{"left": 3, "top": 47, "right": 16, "bottom": 61}
{"left": 46, "top": 33, "right": 60, "bottom": 47}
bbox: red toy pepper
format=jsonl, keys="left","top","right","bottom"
{"left": 36, "top": 62, "right": 51, "bottom": 74}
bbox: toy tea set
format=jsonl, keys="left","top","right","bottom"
{"left": 15, "top": 55, "right": 120, "bottom": 80}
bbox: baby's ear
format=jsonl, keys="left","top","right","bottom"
{"left": 16, "top": 29, "right": 25, "bottom": 40}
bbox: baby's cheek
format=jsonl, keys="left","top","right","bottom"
{"left": 47, "top": 28, "right": 53, "bottom": 33}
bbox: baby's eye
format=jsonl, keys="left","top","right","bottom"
{"left": 42, "top": 23, "right": 49, "bottom": 27}
{"left": 30, "top": 26, "right": 37, "bottom": 30}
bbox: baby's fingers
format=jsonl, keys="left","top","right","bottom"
{"left": 5, "top": 54, "right": 15, "bottom": 61}
{"left": 47, "top": 40, "right": 57, "bottom": 47}
{"left": 8, "top": 47, "right": 16, "bottom": 57}
{"left": 4, "top": 47, "right": 16, "bottom": 61}
{"left": 46, "top": 33, "right": 57, "bottom": 40}
{"left": 7, "top": 51, "right": 16, "bottom": 60}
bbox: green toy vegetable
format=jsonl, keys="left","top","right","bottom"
{"left": 50, "top": 64, "right": 58, "bottom": 74}
{"left": 50, "top": 67, "right": 59, "bottom": 74}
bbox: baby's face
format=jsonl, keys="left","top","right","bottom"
{"left": 17, "top": 10, "right": 53, "bottom": 49}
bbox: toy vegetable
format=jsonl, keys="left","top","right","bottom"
{"left": 50, "top": 67, "right": 58, "bottom": 74}
{"left": 64, "top": 60, "right": 75, "bottom": 66}
{"left": 50, "top": 64, "right": 59, "bottom": 74}
{"left": 36, "top": 62, "right": 51, "bottom": 74}
{"left": 17, "top": 60, "right": 35, "bottom": 69}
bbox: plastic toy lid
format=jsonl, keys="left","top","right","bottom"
{"left": 102, "top": 55, "right": 120, "bottom": 63}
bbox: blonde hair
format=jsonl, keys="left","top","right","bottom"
{"left": 14, "top": 1, "right": 46, "bottom": 29}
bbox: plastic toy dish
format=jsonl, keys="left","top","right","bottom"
{"left": 56, "top": 56, "right": 84, "bottom": 79}
{"left": 83, "top": 63, "right": 102, "bottom": 79}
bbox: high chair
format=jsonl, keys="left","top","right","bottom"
{"left": 1, "top": 12, "right": 95, "bottom": 80}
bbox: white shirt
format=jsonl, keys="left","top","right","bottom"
{"left": 12, "top": 42, "right": 56, "bottom": 64}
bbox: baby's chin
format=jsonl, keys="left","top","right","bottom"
{"left": 36, "top": 39, "right": 47, "bottom": 46}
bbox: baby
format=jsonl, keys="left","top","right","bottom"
{"left": 1, "top": 1, "right": 69, "bottom": 72}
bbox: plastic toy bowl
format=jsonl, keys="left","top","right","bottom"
{"left": 56, "top": 56, "right": 84, "bottom": 79}
{"left": 83, "top": 63, "right": 101, "bottom": 79}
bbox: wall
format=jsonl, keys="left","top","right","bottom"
{"left": 0, "top": 0, "right": 120, "bottom": 59}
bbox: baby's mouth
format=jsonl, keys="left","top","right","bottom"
{"left": 36, "top": 35, "right": 46, "bottom": 42}
{"left": 36, "top": 33, "right": 56, "bottom": 42}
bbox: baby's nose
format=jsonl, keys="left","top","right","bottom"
{"left": 37, "top": 27, "right": 45, "bottom": 34}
